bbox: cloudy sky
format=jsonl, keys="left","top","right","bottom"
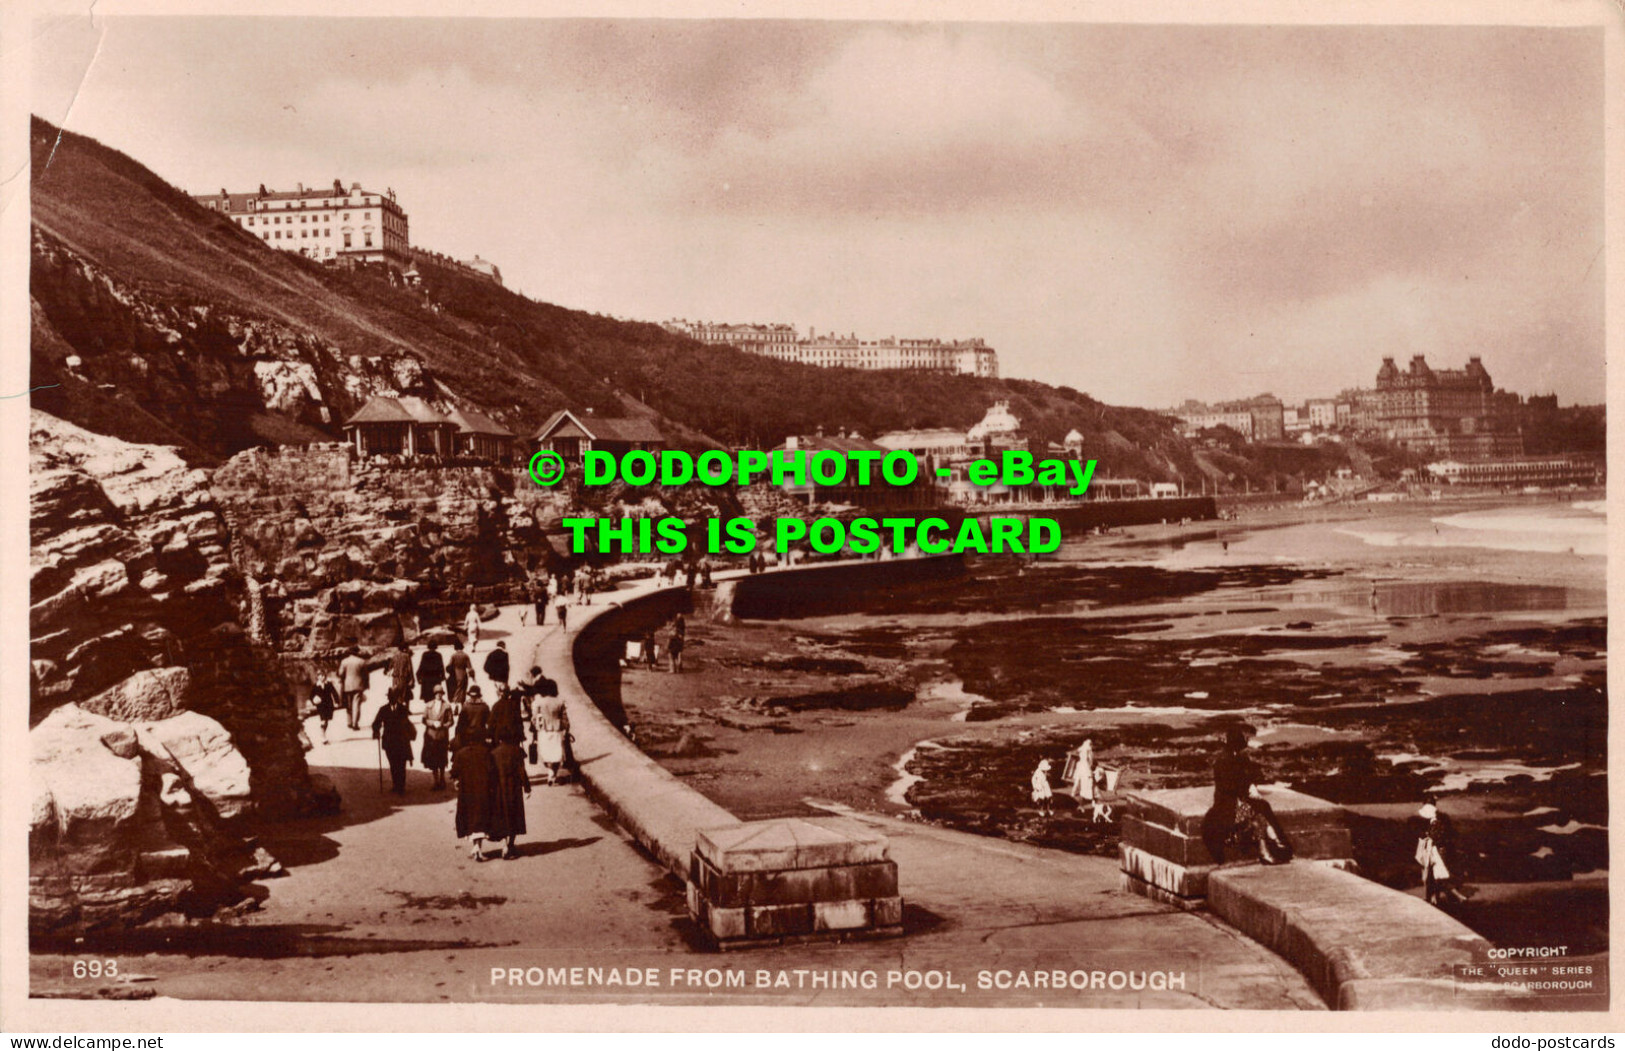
{"left": 32, "top": 16, "right": 1605, "bottom": 407}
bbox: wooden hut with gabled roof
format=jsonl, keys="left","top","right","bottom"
{"left": 443, "top": 405, "right": 517, "bottom": 463}
{"left": 343, "top": 395, "right": 458, "bottom": 458}
{"left": 534, "top": 409, "right": 667, "bottom": 463}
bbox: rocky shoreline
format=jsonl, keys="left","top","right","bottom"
{"left": 620, "top": 505, "right": 1607, "bottom": 951}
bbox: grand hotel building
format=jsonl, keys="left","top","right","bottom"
{"left": 192, "top": 180, "right": 410, "bottom": 266}
{"left": 663, "top": 319, "right": 999, "bottom": 377}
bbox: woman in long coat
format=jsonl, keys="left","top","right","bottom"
{"left": 489, "top": 739, "right": 532, "bottom": 859}
{"left": 417, "top": 643, "right": 445, "bottom": 702}
{"left": 420, "top": 686, "right": 455, "bottom": 790}
{"left": 455, "top": 685, "right": 491, "bottom": 749}
{"left": 451, "top": 736, "right": 497, "bottom": 860}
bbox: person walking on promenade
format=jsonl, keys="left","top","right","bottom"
{"left": 455, "top": 685, "right": 491, "bottom": 750}
{"left": 446, "top": 639, "right": 472, "bottom": 707}
{"left": 1417, "top": 795, "right": 1466, "bottom": 907}
{"left": 484, "top": 640, "right": 511, "bottom": 691}
{"left": 489, "top": 737, "right": 532, "bottom": 860}
{"left": 339, "top": 646, "right": 369, "bottom": 731}
{"left": 642, "top": 629, "right": 659, "bottom": 670}
{"left": 417, "top": 642, "right": 445, "bottom": 702}
{"left": 311, "top": 668, "right": 340, "bottom": 744}
{"left": 1031, "top": 758, "right": 1055, "bottom": 816}
{"left": 1200, "top": 727, "right": 1293, "bottom": 865}
{"left": 372, "top": 694, "right": 417, "bottom": 795}
{"left": 533, "top": 579, "right": 548, "bottom": 626}
{"left": 533, "top": 690, "right": 571, "bottom": 784}
{"left": 489, "top": 684, "right": 527, "bottom": 747}
{"left": 667, "top": 628, "right": 685, "bottom": 674}
{"left": 388, "top": 643, "right": 414, "bottom": 707}
{"left": 516, "top": 663, "right": 549, "bottom": 700}
{"left": 451, "top": 734, "right": 497, "bottom": 861}
{"left": 556, "top": 599, "right": 569, "bottom": 632}
{"left": 421, "top": 686, "right": 455, "bottom": 790}
{"left": 464, "top": 603, "right": 483, "bottom": 652}
{"left": 685, "top": 561, "right": 697, "bottom": 590}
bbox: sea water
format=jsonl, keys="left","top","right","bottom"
{"left": 1337, "top": 499, "right": 1607, "bottom": 558}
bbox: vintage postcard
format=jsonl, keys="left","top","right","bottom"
{"left": 5, "top": 0, "right": 1619, "bottom": 1033}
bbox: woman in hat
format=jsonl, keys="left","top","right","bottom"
{"left": 420, "top": 685, "right": 455, "bottom": 790}
{"left": 451, "top": 732, "right": 496, "bottom": 861}
{"left": 311, "top": 667, "right": 340, "bottom": 745}
{"left": 489, "top": 735, "right": 532, "bottom": 860}
{"left": 454, "top": 684, "right": 491, "bottom": 749}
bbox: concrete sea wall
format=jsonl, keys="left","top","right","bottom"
{"left": 553, "top": 555, "right": 964, "bottom": 875}
{"left": 542, "top": 558, "right": 959, "bottom": 945}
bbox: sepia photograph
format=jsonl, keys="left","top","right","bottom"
{"left": 9, "top": 0, "right": 1615, "bottom": 1028}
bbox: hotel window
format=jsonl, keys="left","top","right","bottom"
{"left": 343, "top": 213, "right": 350, "bottom": 221}
{"left": 344, "top": 233, "right": 352, "bottom": 248}
{"left": 275, "top": 231, "right": 281, "bottom": 239}
{"left": 364, "top": 233, "right": 373, "bottom": 247}
{"left": 325, "top": 229, "right": 330, "bottom": 236}
{"left": 301, "top": 231, "right": 307, "bottom": 238}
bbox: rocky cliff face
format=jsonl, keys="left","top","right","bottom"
{"left": 30, "top": 410, "right": 323, "bottom": 819}
{"left": 30, "top": 703, "right": 285, "bottom": 939}
{"left": 209, "top": 444, "right": 572, "bottom": 653}
{"left": 32, "top": 229, "right": 440, "bottom": 462}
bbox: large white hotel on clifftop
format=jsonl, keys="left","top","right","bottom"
{"left": 663, "top": 319, "right": 999, "bottom": 377}
{"left": 193, "top": 179, "right": 410, "bottom": 266}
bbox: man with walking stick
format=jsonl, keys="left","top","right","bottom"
{"left": 372, "top": 693, "right": 417, "bottom": 795}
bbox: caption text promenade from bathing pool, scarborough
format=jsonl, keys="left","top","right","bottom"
{"left": 528, "top": 446, "right": 1096, "bottom": 555}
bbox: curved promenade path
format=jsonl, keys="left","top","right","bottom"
{"left": 31, "top": 564, "right": 1322, "bottom": 1011}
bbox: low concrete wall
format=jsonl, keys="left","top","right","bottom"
{"left": 1207, "top": 862, "right": 1524, "bottom": 1010}
{"left": 539, "top": 556, "right": 962, "bottom": 879}
{"left": 533, "top": 588, "right": 734, "bottom": 878}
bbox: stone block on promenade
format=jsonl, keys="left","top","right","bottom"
{"left": 1126, "top": 785, "right": 1350, "bottom": 839}
{"left": 688, "top": 817, "right": 903, "bottom": 949}
{"left": 1121, "top": 813, "right": 1355, "bottom": 869}
{"left": 1120, "top": 871, "right": 1205, "bottom": 911}
{"left": 691, "top": 855, "right": 899, "bottom": 908}
{"left": 1119, "top": 786, "right": 1353, "bottom": 907}
{"left": 1120, "top": 843, "right": 1214, "bottom": 900}
{"left": 695, "top": 817, "right": 889, "bottom": 873}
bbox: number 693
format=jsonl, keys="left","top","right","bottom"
{"left": 72, "top": 959, "right": 118, "bottom": 979}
